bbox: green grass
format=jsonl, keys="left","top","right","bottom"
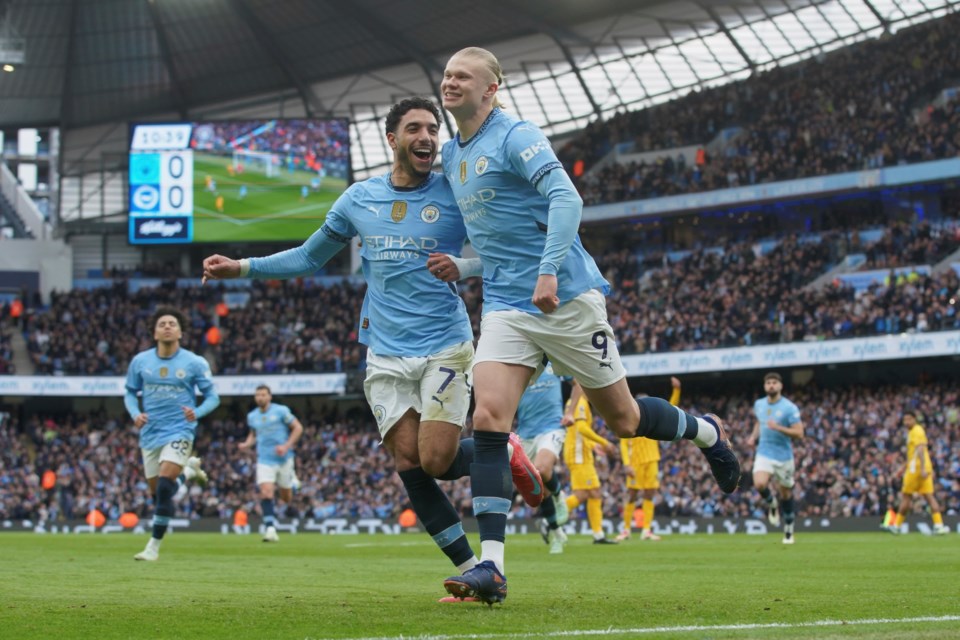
{"left": 0, "top": 532, "right": 956, "bottom": 639}
{"left": 191, "top": 152, "right": 346, "bottom": 243}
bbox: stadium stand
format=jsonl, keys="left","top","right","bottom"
{"left": 1, "top": 380, "right": 956, "bottom": 524}
{"left": 561, "top": 13, "right": 960, "bottom": 206}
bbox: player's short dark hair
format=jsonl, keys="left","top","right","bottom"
{"left": 764, "top": 372, "right": 782, "bottom": 383}
{"left": 902, "top": 410, "right": 917, "bottom": 419}
{"left": 385, "top": 97, "right": 441, "bottom": 135}
{"left": 151, "top": 306, "right": 187, "bottom": 333}
{"left": 256, "top": 384, "right": 272, "bottom": 394}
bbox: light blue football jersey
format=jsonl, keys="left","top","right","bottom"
{"left": 441, "top": 108, "right": 608, "bottom": 314}
{"left": 247, "top": 403, "right": 297, "bottom": 466}
{"left": 124, "top": 347, "right": 218, "bottom": 450}
{"left": 322, "top": 172, "right": 473, "bottom": 357}
{"left": 753, "top": 396, "right": 802, "bottom": 461}
{"left": 516, "top": 364, "right": 564, "bottom": 439}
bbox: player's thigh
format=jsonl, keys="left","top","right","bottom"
{"left": 364, "top": 350, "right": 424, "bottom": 439}
{"left": 904, "top": 474, "right": 934, "bottom": 496}
{"left": 570, "top": 465, "right": 600, "bottom": 491}
{"left": 636, "top": 462, "right": 660, "bottom": 490}
{"left": 274, "top": 458, "right": 296, "bottom": 490}
{"left": 579, "top": 378, "right": 640, "bottom": 437}
{"left": 530, "top": 290, "right": 627, "bottom": 390}
{"left": 141, "top": 447, "right": 163, "bottom": 480}
{"left": 472, "top": 361, "right": 533, "bottom": 431}
{"left": 752, "top": 455, "right": 776, "bottom": 486}
{"left": 533, "top": 430, "right": 564, "bottom": 462}
{"left": 531, "top": 431, "right": 563, "bottom": 477}
{"left": 774, "top": 458, "right": 796, "bottom": 489}
{"left": 257, "top": 462, "right": 281, "bottom": 486}
{"left": 420, "top": 340, "right": 474, "bottom": 428}
{"left": 381, "top": 409, "right": 421, "bottom": 471}
{"left": 474, "top": 310, "right": 545, "bottom": 372}
{"left": 418, "top": 420, "right": 464, "bottom": 476}
{"left": 158, "top": 438, "right": 193, "bottom": 478}
{"left": 258, "top": 481, "right": 277, "bottom": 499}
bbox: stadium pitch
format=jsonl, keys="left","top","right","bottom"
{"left": 192, "top": 153, "right": 346, "bottom": 243}
{"left": 2, "top": 532, "right": 956, "bottom": 639}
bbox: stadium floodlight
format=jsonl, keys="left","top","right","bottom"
{"left": 232, "top": 149, "right": 279, "bottom": 178}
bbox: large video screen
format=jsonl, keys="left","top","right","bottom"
{"left": 128, "top": 118, "right": 350, "bottom": 244}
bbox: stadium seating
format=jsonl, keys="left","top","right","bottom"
{"left": 1, "top": 381, "right": 956, "bottom": 523}
{"left": 560, "top": 13, "right": 960, "bottom": 206}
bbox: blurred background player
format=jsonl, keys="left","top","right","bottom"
{"left": 884, "top": 411, "right": 949, "bottom": 535}
{"left": 616, "top": 376, "right": 682, "bottom": 542}
{"left": 125, "top": 307, "right": 220, "bottom": 561}
{"left": 563, "top": 379, "right": 619, "bottom": 545}
{"left": 238, "top": 384, "right": 304, "bottom": 543}
{"left": 516, "top": 363, "right": 570, "bottom": 554}
{"left": 748, "top": 372, "right": 805, "bottom": 544}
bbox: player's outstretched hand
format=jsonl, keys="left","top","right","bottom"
{"left": 202, "top": 254, "right": 241, "bottom": 284}
{"left": 426, "top": 253, "right": 459, "bottom": 282}
{"left": 532, "top": 274, "right": 560, "bottom": 313}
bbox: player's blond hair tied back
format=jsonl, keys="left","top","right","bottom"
{"left": 456, "top": 46, "right": 506, "bottom": 109}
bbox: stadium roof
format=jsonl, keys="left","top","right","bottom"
{"left": 0, "top": 0, "right": 652, "bottom": 129}
{"left": 2, "top": 0, "right": 957, "bottom": 217}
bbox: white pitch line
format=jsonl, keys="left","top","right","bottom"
{"left": 310, "top": 615, "right": 960, "bottom": 640}
{"left": 195, "top": 201, "right": 332, "bottom": 226}
{"left": 344, "top": 541, "right": 431, "bottom": 549}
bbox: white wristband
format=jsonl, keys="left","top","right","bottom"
{"left": 239, "top": 258, "right": 251, "bottom": 277}
{"left": 450, "top": 256, "right": 482, "bottom": 279}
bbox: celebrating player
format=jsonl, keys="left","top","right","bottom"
{"left": 125, "top": 307, "right": 220, "bottom": 561}
{"left": 202, "top": 97, "right": 541, "bottom": 595}
{"left": 433, "top": 46, "right": 740, "bottom": 604}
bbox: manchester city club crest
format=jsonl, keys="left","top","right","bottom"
{"left": 420, "top": 205, "right": 440, "bottom": 223}
{"left": 175, "top": 369, "right": 186, "bottom": 379}
{"left": 475, "top": 156, "right": 488, "bottom": 175}
{"left": 373, "top": 405, "right": 386, "bottom": 424}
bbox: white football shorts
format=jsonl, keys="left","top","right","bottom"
{"left": 364, "top": 340, "right": 474, "bottom": 439}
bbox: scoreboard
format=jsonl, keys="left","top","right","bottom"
{"left": 128, "top": 124, "right": 194, "bottom": 244}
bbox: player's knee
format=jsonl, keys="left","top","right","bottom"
{"left": 420, "top": 454, "right": 451, "bottom": 478}
{"left": 471, "top": 404, "right": 511, "bottom": 431}
{"left": 605, "top": 405, "right": 640, "bottom": 437}
{"left": 259, "top": 484, "right": 276, "bottom": 500}
{"left": 536, "top": 461, "right": 553, "bottom": 478}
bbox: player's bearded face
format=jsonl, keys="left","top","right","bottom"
{"left": 394, "top": 110, "right": 438, "bottom": 177}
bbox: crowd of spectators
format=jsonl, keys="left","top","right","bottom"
{"left": 0, "top": 380, "right": 956, "bottom": 528}
{"left": 561, "top": 13, "right": 960, "bottom": 206}
{"left": 212, "top": 279, "right": 364, "bottom": 375}
{"left": 7, "top": 212, "right": 960, "bottom": 375}
{"left": 0, "top": 319, "right": 14, "bottom": 374}
{"left": 597, "top": 223, "right": 960, "bottom": 354}
{"left": 18, "top": 279, "right": 365, "bottom": 376}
